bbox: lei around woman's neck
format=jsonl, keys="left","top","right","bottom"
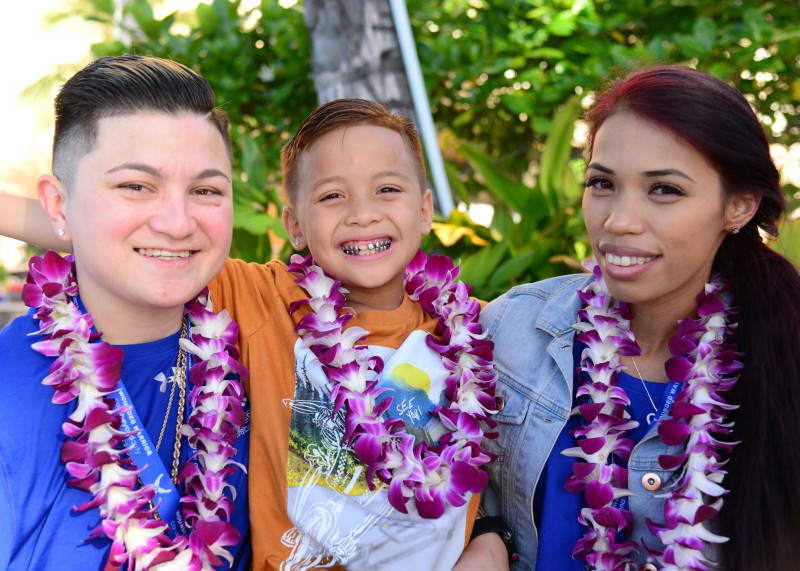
{"left": 23, "top": 250, "right": 248, "bottom": 570}
{"left": 565, "top": 258, "right": 741, "bottom": 570}
{"left": 287, "top": 250, "right": 498, "bottom": 519}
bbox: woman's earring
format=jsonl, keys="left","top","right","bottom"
{"left": 57, "top": 228, "right": 66, "bottom": 238}
{"left": 293, "top": 238, "right": 301, "bottom": 247}
{"left": 730, "top": 226, "right": 740, "bottom": 235}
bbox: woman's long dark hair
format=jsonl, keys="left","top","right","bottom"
{"left": 586, "top": 65, "right": 800, "bottom": 569}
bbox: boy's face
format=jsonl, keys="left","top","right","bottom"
{"left": 57, "top": 112, "right": 233, "bottom": 332}
{"left": 284, "top": 124, "right": 433, "bottom": 311}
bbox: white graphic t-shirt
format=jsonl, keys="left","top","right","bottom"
{"left": 283, "top": 330, "right": 470, "bottom": 570}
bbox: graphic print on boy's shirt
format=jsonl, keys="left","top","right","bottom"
{"left": 282, "top": 329, "right": 467, "bottom": 570}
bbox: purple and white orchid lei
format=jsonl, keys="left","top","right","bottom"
{"left": 23, "top": 250, "right": 247, "bottom": 570}
{"left": 287, "top": 250, "right": 497, "bottom": 519}
{"left": 564, "top": 258, "right": 741, "bottom": 571}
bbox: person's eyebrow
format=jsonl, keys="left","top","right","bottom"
{"left": 372, "top": 169, "right": 414, "bottom": 182}
{"left": 106, "top": 162, "right": 162, "bottom": 177}
{"left": 587, "top": 163, "right": 695, "bottom": 182}
{"left": 586, "top": 163, "right": 613, "bottom": 174}
{"left": 310, "top": 175, "right": 346, "bottom": 192}
{"left": 193, "top": 168, "right": 231, "bottom": 182}
{"left": 642, "top": 168, "right": 695, "bottom": 182}
{"left": 105, "top": 163, "right": 231, "bottom": 182}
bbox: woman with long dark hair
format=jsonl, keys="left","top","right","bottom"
{"left": 480, "top": 65, "right": 800, "bottom": 570}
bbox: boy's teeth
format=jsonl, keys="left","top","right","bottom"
{"left": 136, "top": 248, "right": 192, "bottom": 260}
{"left": 604, "top": 253, "right": 656, "bottom": 267}
{"left": 341, "top": 239, "right": 392, "bottom": 256}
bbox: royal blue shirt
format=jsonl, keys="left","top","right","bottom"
{"left": 532, "top": 342, "right": 667, "bottom": 571}
{"left": 0, "top": 309, "right": 251, "bottom": 570}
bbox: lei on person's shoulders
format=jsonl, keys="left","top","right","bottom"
{"left": 24, "top": 250, "right": 247, "bottom": 570}
{"left": 565, "top": 258, "right": 741, "bottom": 570}
{"left": 287, "top": 250, "right": 499, "bottom": 518}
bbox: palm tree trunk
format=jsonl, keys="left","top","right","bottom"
{"left": 303, "top": 0, "right": 418, "bottom": 127}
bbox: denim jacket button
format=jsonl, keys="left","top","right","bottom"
{"left": 495, "top": 396, "right": 505, "bottom": 412}
{"left": 642, "top": 472, "right": 661, "bottom": 491}
{"left": 641, "top": 564, "right": 658, "bottom": 571}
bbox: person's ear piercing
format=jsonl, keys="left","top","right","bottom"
{"left": 293, "top": 238, "right": 301, "bottom": 246}
{"left": 57, "top": 228, "right": 66, "bottom": 238}
{"left": 730, "top": 226, "right": 740, "bottom": 235}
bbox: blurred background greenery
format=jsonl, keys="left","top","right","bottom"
{"left": 21, "top": 0, "right": 800, "bottom": 299}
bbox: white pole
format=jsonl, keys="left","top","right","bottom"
{"left": 388, "top": 0, "right": 455, "bottom": 217}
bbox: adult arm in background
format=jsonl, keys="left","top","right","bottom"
{"left": 0, "top": 192, "right": 71, "bottom": 250}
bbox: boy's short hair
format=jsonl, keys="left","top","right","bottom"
{"left": 281, "top": 98, "right": 427, "bottom": 206}
{"left": 53, "top": 54, "right": 232, "bottom": 189}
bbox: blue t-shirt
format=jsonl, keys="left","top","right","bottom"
{"left": 0, "top": 308, "right": 251, "bottom": 570}
{"left": 533, "top": 343, "right": 667, "bottom": 570}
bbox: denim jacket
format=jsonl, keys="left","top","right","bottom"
{"left": 480, "top": 275, "right": 690, "bottom": 571}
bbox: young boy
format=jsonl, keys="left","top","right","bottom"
{"left": 4, "top": 99, "right": 506, "bottom": 570}
{"left": 211, "top": 99, "right": 501, "bottom": 569}
{"left": 0, "top": 55, "right": 250, "bottom": 569}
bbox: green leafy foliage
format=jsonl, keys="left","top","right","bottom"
{"left": 425, "top": 97, "right": 587, "bottom": 298}
{"left": 409, "top": 0, "right": 800, "bottom": 294}
{"left": 49, "top": 0, "right": 800, "bottom": 297}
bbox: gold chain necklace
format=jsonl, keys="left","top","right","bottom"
{"left": 154, "top": 319, "right": 188, "bottom": 484}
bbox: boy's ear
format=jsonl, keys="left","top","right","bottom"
{"left": 282, "top": 205, "right": 306, "bottom": 250}
{"left": 420, "top": 188, "right": 434, "bottom": 236}
{"left": 37, "top": 174, "right": 71, "bottom": 241}
{"left": 725, "top": 192, "right": 760, "bottom": 233}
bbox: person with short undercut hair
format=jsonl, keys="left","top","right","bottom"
{"left": 0, "top": 55, "right": 250, "bottom": 570}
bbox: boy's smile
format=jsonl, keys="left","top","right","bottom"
{"left": 340, "top": 238, "right": 392, "bottom": 256}
{"left": 283, "top": 124, "right": 433, "bottom": 312}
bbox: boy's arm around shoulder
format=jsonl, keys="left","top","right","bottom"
{"left": 0, "top": 192, "right": 70, "bottom": 251}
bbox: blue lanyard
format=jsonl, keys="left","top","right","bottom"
{"left": 613, "top": 379, "right": 683, "bottom": 514}
{"left": 110, "top": 371, "right": 189, "bottom": 537}
{"left": 73, "top": 295, "right": 188, "bottom": 537}
{"left": 649, "top": 379, "right": 682, "bottom": 429}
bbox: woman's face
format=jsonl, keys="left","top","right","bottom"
{"left": 582, "top": 112, "right": 739, "bottom": 316}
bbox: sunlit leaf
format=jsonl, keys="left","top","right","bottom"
{"left": 773, "top": 218, "right": 800, "bottom": 269}
{"left": 431, "top": 222, "right": 490, "bottom": 247}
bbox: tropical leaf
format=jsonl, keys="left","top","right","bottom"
{"left": 456, "top": 140, "right": 533, "bottom": 214}
{"left": 458, "top": 241, "right": 508, "bottom": 290}
{"left": 538, "top": 96, "right": 582, "bottom": 213}
{"left": 773, "top": 217, "right": 800, "bottom": 269}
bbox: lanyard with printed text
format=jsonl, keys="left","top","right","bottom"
{"left": 110, "top": 378, "right": 189, "bottom": 537}
{"left": 613, "top": 379, "right": 683, "bottom": 515}
{"left": 73, "top": 295, "right": 189, "bottom": 538}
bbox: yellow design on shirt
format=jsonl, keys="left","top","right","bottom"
{"left": 389, "top": 363, "right": 431, "bottom": 395}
